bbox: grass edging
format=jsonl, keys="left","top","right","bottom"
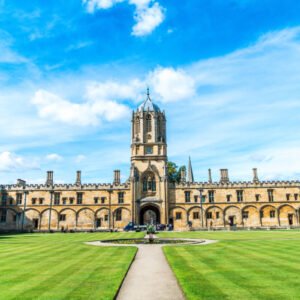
{"left": 162, "top": 246, "right": 187, "bottom": 300}
{"left": 113, "top": 247, "right": 138, "bottom": 300}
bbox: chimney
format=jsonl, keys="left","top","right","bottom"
{"left": 208, "top": 169, "right": 212, "bottom": 183}
{"left": 114, "top": 170, "right": 121, "bottom": 185}
{"left": 220, "top": 169, "right": 229, "bottom": 184}
{"left": 46, "top": 171, "right": 54, "bottom": 186}
{"left": 253, "top": 168, "right": 259, "bottom": 183}
{"left": 76, "top": 171, "right": 81, "bottom": 185}
{"left": 180, "top": 167, "right": 186, "bottom": 184}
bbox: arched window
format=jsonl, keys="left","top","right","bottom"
{"left": 135, "top": 117, "right": 140, "bottom": 134}
{"left": 146, "top": 114, "right": 152, "bottom": 132}
{"left": 143, "top": 173, "right": 156, "bottom": 192}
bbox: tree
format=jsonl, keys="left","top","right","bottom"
{"left": 167, "top": 162, "right": 186, "bottom": 183}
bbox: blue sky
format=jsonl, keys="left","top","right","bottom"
{"left": 1, "top": 0, "right": 300, "bottom": 184}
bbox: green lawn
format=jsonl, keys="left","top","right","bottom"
{"left": 0, "top": 232, "right": 142, "bottom": 300}
{"left": 161, "top": 231, "right": 300, "bottom": 300}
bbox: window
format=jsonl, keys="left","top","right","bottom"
{"left": 143, "top": 174, "right": 156, "bottom": 192}
{"left": 295, "top": 194, "right": 298, "bottom": 201}
{"left": 9, "top": 197, "right": 13, "bottom": 205}
{"left": 101, "top": 197, "right": 106, "bottom": 204}
{"left": 216, "top": 212, "right": 220, "bottom": 219}
{"left": 62, "top": 197, "right": 67, "bottom": 205}
{"left": 59, "top": 214, "right": 66, "bottom": 221}
{"left": 146, "top": 114, "right": 152, "bottom": 132}
{"left": 255, "top": 194, "right": 260, "bottom": 201}
{"left": 193, "top": 212, "right": 199, "bottom": 219}
{"left": 175, "top": 212, "right": 182, "bottom": 220}
{"left": 270, "top": 210, "right": 275, "bottom": 218}
{"left": 242, "top": 211, "right": 249, "bottom": 219}
{"left": 145, "top": 146, "right": 153, "bottom": 154}
{"left": 237, "top": 190, "right": 243, "bottom": 202}
{"left": 77, "top": 193, "right": 83, "bottom": 205}
{"left": 194, "top": 195, "right": 198, "bottom": 203}
{"left": 185, "top": 191, "right": 191, "bottom": 203}
{"left": 94, "top": 197, "right": 99, "bottom": 204}
{"left": 0, "top": 209, "right": 6, "bottom": 223}
{"left": 226, "top": 195, "right": 231, "bottom": 202}
{"left": 104, "top": 215, "right": 109, "bottom": 221}
{"left": 69, "top": 197, "right": 74, "bottom": 204}
{"left": 32, "top": 198, "right": 36, "bottom": 205}
{"left": 118, "top": 192, "right": 124, "bottom": 204}
{"left": 206, "top": 212, "right": 212, "bottom": 219}
{"left": 208, "top": 191, "right": 214, "bottom": 203}
{"left": 286, "top": 194, "right": 290, "bottom": 201}
{"left": 1, "top": 193, "right": 7, "bottom": 206}
{"left": 116, "top": 209, "right": 122, "bottom": 221}
{"left": 268, "top": 189, "right": 274, "bottom": 202}
{"left": 16, "top": 193, "right": 22, "bottom": 205}
{"left": 260, "top": 211, "right": 264, "bottom": 218}
{"left": 13, "top": 214, "right": 17, "bottom": 222}
{"left": 54, "top": 193, "right": 60, "bottom": 205}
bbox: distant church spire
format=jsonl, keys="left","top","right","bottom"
{"left": 187, "top": 156, "right": 194, "bottom": 183}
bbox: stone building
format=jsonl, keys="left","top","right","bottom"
{"left": 0, "top": 90, "right": 300, "bottom": 231}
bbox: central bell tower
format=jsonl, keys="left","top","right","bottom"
{"left": 130, "top": 89, "right": 169, "bottom": 225}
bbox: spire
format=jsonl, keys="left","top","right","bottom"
{"left": 147, "top": 86, "right": 150, "bottom": 98}
{"left": 187, "top": 156, "right": 194, "bottom": 183}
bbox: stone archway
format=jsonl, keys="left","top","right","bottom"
{"left": 139, "top": 205, "right": 161, "bottom": 225}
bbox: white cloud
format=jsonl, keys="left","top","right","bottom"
{"left": 31, "top": 89, "right": 130, "bottom": 126}
{"left": 148, "top": 67, "right": 196, "bottom": 102}
{"left": 83, "top": 0, "right": 165, "bottom": 36}
{"left": 46, "top": 153, "right": 63, "bottom": 162}
{"left": 83, "top": 0, "right": 124, "bottom": 12}
{"left": 0, "top": 151, "right": 39, "bottom": 172}
{"left": 131, "top": 1, "right": 165, "bottom": 36}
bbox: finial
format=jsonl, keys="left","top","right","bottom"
{"left": 147, "top": 87, "right": 150, "bottom": 97}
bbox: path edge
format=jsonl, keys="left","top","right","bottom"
{"left": 113, "top": 246, "right": 139, "bottom": 300}
{"left": 162, "top": 245, "right": 187, "bottom": 300}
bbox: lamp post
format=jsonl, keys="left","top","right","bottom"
{"left": 199, "top": 189, "right": 204, "bottom": 228}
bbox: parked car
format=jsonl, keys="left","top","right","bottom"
{"left": 123, "top": 222, "right": 147, "bottom": 232}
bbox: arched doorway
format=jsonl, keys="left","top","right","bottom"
{"left": 139, "top": 205, "right": 160, "bottom": 225}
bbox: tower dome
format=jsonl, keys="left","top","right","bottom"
{"left": 138, "top": 88, "right": 160, "bottom": 112}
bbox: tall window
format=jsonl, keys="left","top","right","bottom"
{"left": 286, "top": 194, "right": 290, "bottom": 201}
{"left": 1, "top": 193, "right": 7, "bottom": 206}
{"left": 116, "top": 209, "right": 122, "bottom": 221}
{"left": 16, "top": 193, "right": 22, "bottom": 205}
{"left": 185, "top": 191, "right": 191, "bottom": 203}
{"left": 208, "top": 191, "right": 214, "bottom": 203}
{"left": 237, "top": 190, "right": 243, "bottom": 202}
{"left": 268, "top": 189, "right": 274, "bottom": 202}
{"left": 270, "top": 210, "right": 275, "bottom": 218}
{"left": 77, "top": 193, "right": 83, "bottom": 205}
{"left": 0, "top": 209, "right": 6, "bottom": 223}
{"left": 295, "top": 194, "right": 298, "bottom": 201}
{"left": 255, "top": 194, "right": 260, "bottom": 201}
{"left": 118, "top": 192, "right": 124, "bottom": 204}
{"left": 54, "top": 193, "right": 60, "bottom": 205}
{"left": 194, "top": 195, "right": 198, "bottom": 202}
{"left": 143, "top": 174, "right": 156, "bottom": 192}
{"left": 226, "top": 195, "right": 231, "bottom": 202}
{"left": 146, "top": 114, "right": 152, "bottom": 132}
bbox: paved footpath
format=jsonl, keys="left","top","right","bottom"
{"left": 86, "top": 237, "right": 216, "bottom": 300}
{"left": 117, "top": 243, "right": 185, "bottom": 300}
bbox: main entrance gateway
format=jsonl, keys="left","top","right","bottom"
{"left": 139, "top": 205, "right": 161, "bottom": 225}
